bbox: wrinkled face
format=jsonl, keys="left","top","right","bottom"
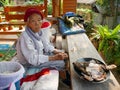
{"left": 27, "top": 13, "right": 43, "bottom": 33}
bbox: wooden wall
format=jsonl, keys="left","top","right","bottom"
{"left": 52, "top": 0, "right": 77, "bottom": 17}
{"left": 63, "top": 0, "right": 77, "bottom": 14}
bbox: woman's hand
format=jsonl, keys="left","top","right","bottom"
{"left": 49, "top": 52, "right": 68, "bottom": 61}
{"left": 53, "top": 49, "right": 64, "bottom": 54}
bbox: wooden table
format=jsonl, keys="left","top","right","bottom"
{"left": 66, "top": 33, "right": 120, "bottom": 90}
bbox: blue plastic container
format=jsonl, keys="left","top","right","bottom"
{"left": 0, "top": 44, "right": 10, "bottom": 50}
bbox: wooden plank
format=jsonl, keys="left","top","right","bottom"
{"left": 0, "top": 31, "right": 22, "bottom": 35}
{"left": 63, "top": 5, "right": 76, "bottom": 8}
{"left": 63, "top": 0, "right": 77, "bottom": 14}
{"left": 5, "top": 14, "right": 25, "bottom": 21}
{"left": 0, "top": 38, "right": 17, "bottom": 41}
{"left": 66, "top": 33, "right": 120, "bottom": 90}
{"left": 63, "top": 0, "right": 76, "bottom": 4}
{"left": 0, "top": 31, "right": 22, "bottom": 41}
{"left": 63, "top": 8, "right": 76, "bottom": 11}
{"left": 4, "top": 5, "right": 45, "bottom": 21}
{"left": 0, "top": 21, "right": 25, "bottom": 26}
{"left": 63, "top": 2, "right": 76, "bottom": 5}
{"left": 4, "top": 5, "right": 45, "bottom": 12}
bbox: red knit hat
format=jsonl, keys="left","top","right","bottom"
{"left": 24, "top": 8, "right": 44, "bottom": 22}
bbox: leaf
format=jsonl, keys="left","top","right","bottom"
{"left": 97, "top": 25, "right": 105, "bottom": 39}
{"left": 96, "top": 0, "right": 104, "bottom": 5}
{"left": 98, "top": 39, "right": 105, "bottom": 51}
{"left": 111, "top": 24, "right": 120, "bottom": 35}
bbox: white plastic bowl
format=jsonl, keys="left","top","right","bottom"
{"left": 0, "top": 61, "right": 25, "bottom": 89}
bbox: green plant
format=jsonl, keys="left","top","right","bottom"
{"left": 48, "top": 1, "right": 52, "bottom": 15}
{"left": 0, "top": 46, "right": 16, "bottom": 61}
{"left": 24, "top": 0, "right": 52, "bottom": 15}
{"left": 91, "top": 24, "right": 120, "bottom": 72}
{"left": 77, "top": 8, "right": 93, "bottom": 21}
{"left": 24, "top": 0, "right": 44, "bottom": 5}
{"left": 0, "top": 0, "right": 14, "bottom": 6}
{"left": 84, "top": 20, "right": 94, "bottom": 37}
{"left": 97, "top": 25, "right": 120, "bottom": 51}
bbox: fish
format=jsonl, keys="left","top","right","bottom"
{"left": 73, "top": 59, "right": 117, "bottom": 82}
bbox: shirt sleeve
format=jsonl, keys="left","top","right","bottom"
{"left": 20, "top": 33, "right": 49, "bottom": 66}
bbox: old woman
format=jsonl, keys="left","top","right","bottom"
{"left": 15, "top": 8, "right": 68, "bottom": 90}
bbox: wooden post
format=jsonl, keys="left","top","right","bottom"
{"left": 52, "top": 0, "right": 60, "bottom": 17}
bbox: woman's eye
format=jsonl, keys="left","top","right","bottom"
{"left": 38, "top": 19, "right": 42, "bottom": 22}
{"left": 30, "top": 20, "right": 35, "bottom": 22}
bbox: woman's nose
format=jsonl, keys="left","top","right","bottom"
{"left": 35, "top": 21, "right": 39, "bottom": 25}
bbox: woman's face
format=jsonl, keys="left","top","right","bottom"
{"left": 27, "top": 13, "right": 43, "bottom": 33}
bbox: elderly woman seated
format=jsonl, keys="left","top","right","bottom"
{"left": 14, "top": 8, "right": 69, "bottom": 90}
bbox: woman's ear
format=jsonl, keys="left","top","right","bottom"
{"left": 25, "top": 21, "right": 29, "bottom": 26}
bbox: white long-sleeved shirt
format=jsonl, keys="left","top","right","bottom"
{"left": 15, "top": 28, "right": 55, "bottom": 66}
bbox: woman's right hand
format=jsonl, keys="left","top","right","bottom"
{"left": 49, "top": 52, "right": 68, "bottom": 61}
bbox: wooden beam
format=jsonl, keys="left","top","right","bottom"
{"left": 0, "top": 31, "right": 22, "bottom": 35}
{"left": 0, "top": 38, "right": 17, "bottom": 41}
